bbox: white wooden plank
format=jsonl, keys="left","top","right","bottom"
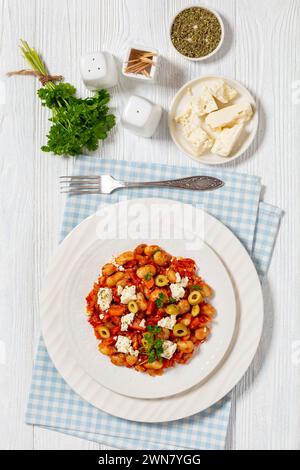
{"left": 234, "top": 0, "right": 300, "bottom": 450}
{"left": 0, "top": 0, "right": 36, "bottom": 450}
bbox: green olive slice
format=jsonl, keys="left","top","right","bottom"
{"left": 173, "top": 323, "right": 189, "bottom": 337}
{"left": 166, "top": 304, "right": 179, "bottom": 315}
{"left": 155, "top": 274, "right": 169, "bottom": 287}
{"left": 188, "top": 290, "right": 203, "bottom": 305}
{"left": 98, "top": 325, "right": 110, "bottom": 339}
{"left": 128, "top": 300, "right": 138, "bottom": 314}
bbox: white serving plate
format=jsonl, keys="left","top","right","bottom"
{"left": 168, "top": 76, "right": 258, "bottom": 165}
{"left": 59, "top": 234, "right": 236, "bottom": 399}
{"left": 40, "top": 199, "right": 263, "bottom": 422}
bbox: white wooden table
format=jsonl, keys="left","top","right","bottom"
{"left": 0, "top": 0, "right": 299, "bottom": 450}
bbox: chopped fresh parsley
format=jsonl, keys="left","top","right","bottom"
{"left": 144, "top": 326, "right": 163, "bottom": 363}
{"left": 168, "top": 297, "right": 177, "bottom": 304}
{"left": 146, "top": 325, "right": 161, "bottom": 333}
{"left": 155, "top": 292, "right": 166, "bottom": 308}
{"left": 144, "top": 272, "right": 153, "bottom": 281}
{"left": 191, "top": 285, "right": 202, "bottom": 291}
{"left": 148, "top": 350, "right": 156, "bottom": 363}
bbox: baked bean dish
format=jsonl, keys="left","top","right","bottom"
{"left": 85, "top": 244, "right": 216, "bottom": 376}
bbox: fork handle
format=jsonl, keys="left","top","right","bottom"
{"left": 122, "top": 176, "right": 224, "bottom": 191}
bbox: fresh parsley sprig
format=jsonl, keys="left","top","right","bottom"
{"left": 155, "top": 292, "right": 166, "bottom": 308}
{"left": 143, "top": 325, "right": 163, "bottom": 363}
{"left": 16, "top": 40, "right": 116, "bottom": 156}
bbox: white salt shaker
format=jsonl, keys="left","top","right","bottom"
{"left": 121, "top": 95, "right": 162, "bottom": 138}
{"left": 80, "top": 51, "right": 118, "bottom": 90}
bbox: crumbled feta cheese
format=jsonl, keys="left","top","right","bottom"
{"left": 139, "top": 319, "right": 146, "bottom": 328}
{"left": 180, "top": 276, "right": 189, "bottom": 288}
{"left": 170, "top": 283, "right": 185, "bottom": 301}
{"left": 120, "top": 285, "right": 137, "bottom": 304}
{"left": 97, "top": 287, "right": 112, "bottom": 311}
{"left": 115, "top": 335, "right": 131, "bottom": 353}
{"left": 157, "top": 316, "right": 177, "bottom": 330}
{"left": 170, "top": 273, "right": 189, "bottom": 300}
{"left": 161, "top": 340, "right": 177, "bottom": 360}
{"left": 117, "top": 285, "right": 123, "bottom": 296}
{"left": 99, "top": 313, "right": 104, "bottom": 320}
{"left": 121, "top": 312, "right": 135, "bottom": 331}
{"left": 109, "top": 256, "right": 125, "bottom": 271}
{"left": 128, "top": 347, "right": 139, "bottom": 358}
{"left": 115, "top": 336, "right": 138, "bottom": 357}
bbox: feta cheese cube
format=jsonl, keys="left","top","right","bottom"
{"left": 117, "top": 285, "right": 124, "bottom": 296}
{"left": 161, "top": 340, "right": 177, "bottom": 360}
{"left": 207, "top": 79, "right": 238, "bottom": 104}
{"left": 212, "top": 123, "right": 244, "bottom": 157}
{"left": 139, "top": 319, "right": 146, "bottom": 328}
{"left": 170, "top": 274, "right": 189, "bottom": 301}
{"left": 115, "top": 335, "right": 139, "bottom": 357}
{"left": 120, "top": 285, "right": 137, "bottom": 304}
{"left": 192, "top": 88, "right": 218, "bottom": 116}
{"left": 184, "top": 126, "right": 213, "bottom": 155}
{"left": 157, "top": 316, "right": 177, "bottom": 330}
{"left": 206, "top": 102, "right": 253, "bottom": 130}
{"left": 97, "top": 287, "right": 112, "bottom": 312}
{"left": 175, "top": 105, "right": 213, "bottom": 156}
{"left": 121, "top": 312, "right": 135, "bottom": 331}
{"left": 170, "top": 283, "right": 185, "bottom": 301}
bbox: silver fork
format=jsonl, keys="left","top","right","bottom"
{"left": 60, "top": 174, "right": 224, "bottom": 195}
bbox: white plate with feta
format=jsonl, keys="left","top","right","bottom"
{"left": 40, "top": 198, "right": 236, "bottom": 400}
{"left": 40, "top": 199, "right": 263, "bottom": 420}
{"left": 168, "top": 76, "right": 258, "bottom": 165}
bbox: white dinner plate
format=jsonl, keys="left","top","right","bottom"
{"left": 40, "top": 199, "right": 263, "bottom": 422}
{"left": 168, "top": 76, "right": 258, "bottom": 165}
{"left": 58, "top": 233, "right": 236, "bottom": 399}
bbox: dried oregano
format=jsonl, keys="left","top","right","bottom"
{"left": 171, "top": 7, "right": 222, "bottom": 58}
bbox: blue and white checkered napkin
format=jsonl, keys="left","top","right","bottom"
{"left": 26, "top": 158, "right": 281, "bottom": 450}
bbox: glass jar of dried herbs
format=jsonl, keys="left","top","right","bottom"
{"left": 170, "top": 6, "right": 223, "bottom": 60}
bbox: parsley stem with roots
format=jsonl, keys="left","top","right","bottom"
{"left": 18, "top": 40, "right": 116, "bottom": 156}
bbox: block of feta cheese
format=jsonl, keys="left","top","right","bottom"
{"left": 97, "top": 287, "right": 112, "bottom": 311}
{"left": 212, "top": 123, "right": 244, "bottom": 157}
{"left": 207, "top": 79, "right": 238, "bottom": 104}
{"left": 115, "top": 335, "right": 139, "bottom": 357}
{"left": 121, "top": 312, "right": 135, "bottom": 331}
{"left": 157, "top": 316, "right": 177, "bottom": 330}
{"left": 175, "top": 104, "right": 214, "bottom": 155}
{"left": 120, "top": 285, "right": 137, "bottom": 304}
{"left": 206, "top": 102, "right": 253, "bottom": 130}
{"left": 184, "top": 126, "right": 214, "bottom": 155}
{"left": 174, "top": 104, "right": 193, "bottom": 127}
{"left": 161, "top": 340, "right": 177, "bottom": 360}
{"left": 192, "top": 88, "right": 218, "bottom": 116}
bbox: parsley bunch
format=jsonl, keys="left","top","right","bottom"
{"left": 143, "top": 325, "right": 163, "bottom": 363}
{"left": 19, "top": 40, "right": 116, "bottom": 156}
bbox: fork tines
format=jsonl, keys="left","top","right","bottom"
{"left": 60, "top": 175, "right": 100, "bottom": 194}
